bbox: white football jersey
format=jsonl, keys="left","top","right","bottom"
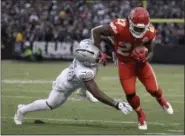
{"left": 52, "top": 58, "right": 98, "bottom": 93}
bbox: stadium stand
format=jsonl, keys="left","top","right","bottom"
{"left": 1, "top": 0, "right": 184, "bottom": 46}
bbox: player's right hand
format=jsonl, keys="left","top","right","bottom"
{"left": 116, "top": 102, "right": 133, "bottom": 115}
{"left": 98, "top": 52, "right": 111, "bottom": 66}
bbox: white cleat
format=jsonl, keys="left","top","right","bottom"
{"left": 77, "top": 89, "right": 98, "bottom": 103}
{"left": 14, "top": 104, "right": 24, "bottom": 125}
{"left": 138, "top": 121, "right": 147, "bottom": 130}
{"left": 163, "top": 102, "right": 174, "bottom": 114}
{"left": 76, "top": 87, "right": 98, "bottom": 103}
{"left": 85, "top": 91, "right": 98, "bottom": 103}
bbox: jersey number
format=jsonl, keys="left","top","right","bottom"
{"left": 116, "top": 19, "right": 126, "bottom": 27}
{"left": 117, "top": 42, "right": 132, "bottom": 56}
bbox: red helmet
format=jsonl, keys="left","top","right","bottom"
{"left": 128, "top": 7, "right": 150, "bottom": 38}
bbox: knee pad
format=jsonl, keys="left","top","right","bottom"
{"left": 126, "top": 93, "right": 140, "bottom": 109}
{"left": 126, "top": 93, "right": 136, "bottom": 100}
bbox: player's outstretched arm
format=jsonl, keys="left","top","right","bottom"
{"left": 91, "top": 25, "right": 114, "bottom": 66}
{"left": 84, "top": 79, "right": 132, "bottom": 114}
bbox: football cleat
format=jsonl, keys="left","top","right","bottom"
{"left": 77, "top": 89, "right": 98, "bottom": 103}
{"left": 138, "top": 110, "right": 147, "bottom": 130}
{"left": 163, "top": 102, "right": 174, "bottom": 114}
{"left": 14, "top": 104, "right": 24, "bottom": 125}
{"left": 138, "top": 121, "right": 147, "bottom": 130}
{"left": 85, "top": 91, "right": 99, "bottom": 103}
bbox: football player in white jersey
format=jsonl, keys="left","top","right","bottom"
{"left": 14, "top": 39, "right": 132, "bottom": 125}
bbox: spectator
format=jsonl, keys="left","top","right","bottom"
{"left": 1, "top": 0, "right": 184, "bottom": 47}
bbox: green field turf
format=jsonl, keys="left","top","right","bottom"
{"left": 1, "top": 60, "right": 184, "bottom": 135}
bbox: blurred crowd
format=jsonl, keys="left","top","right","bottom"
{"left": 1, "top": 0, "right": 184, "bottom": 47}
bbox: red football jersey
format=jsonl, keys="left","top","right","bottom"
{"left": 109, "top": 18, "right": 156, "bottom": 63}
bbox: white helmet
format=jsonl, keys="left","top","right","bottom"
{"left": 74, "top": 39, "right": 100, "bottom": 63}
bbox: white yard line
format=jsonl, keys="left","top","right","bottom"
{"left": 2, "top": 95, "right": 184, "bottom": 104}
{"left": 2, "top": 80, "right": 52, "bottom": 84}
{"left": 143, "top": 93, "right": 184, "bottom": 97}
{"left": 145, "top": 133, "right": 168, "bottom": 135}
{"left": 100, "top": 76, "right": 183, "bottom": 80}
{"left": 101, "top": 74, "right": 183, "bottom": 78}
{"left": 167, "top": 130, "right": 184, "bottom": 133}
{"left": 2, "top": 79, "right": 184, "bottom": 91}
{"left": 2, "top": 79, "right": 184, "bottom": 85}
{"left": 1, "top": 95, "right": 86, "bottom": 101}
{"left": 3, "top": 89, "right": 184, "bottom": 98}
{"left": 143, "top": 99, "right": 184, "bottom": 104}
{"left": 1, "top": 116, "right": 181, "bottom": 126}
{"left": 100, "top": 87, "right": 184, "bottom": 93}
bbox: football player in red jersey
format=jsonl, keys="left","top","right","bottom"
{"left": 91, "top": 7, "right": 174, "bottom": 130}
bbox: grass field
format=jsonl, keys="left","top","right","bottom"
{"left": 1, "top": 60, "right": 184, "bottom": 135}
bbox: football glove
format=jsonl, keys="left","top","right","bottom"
{"left": 98, "top": 52, "right": 111, "bottom": 66}
{"left": 116, "top": 101, "right": 133, "bottom": 115}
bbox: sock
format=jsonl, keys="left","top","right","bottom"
{"left": 126, "top": 94, "right": 146, "bottom": 124}
{"left": 137, "top": 108, "right": 146, "bottom": 124}
{"left": 136, "top": 108, "right": 145, "bottom": 117}
{"left": 156, "top": 96, "right": 168, "bottom": 108}
{"left": 149, "top": 88, "right": 168, "bottom": 108}
{"left": 19, "top": 99, "right": 51, "bottom": 114}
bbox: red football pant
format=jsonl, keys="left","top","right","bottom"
{"left": 118, "top": 62, "right": 162, "bottom": 110}
{"left": 118, "top": 62, "right": 159, "bottom": 94}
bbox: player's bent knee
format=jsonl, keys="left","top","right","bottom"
{"left": 126, "top": 93, "right": 141, "bottom": 109}
{"left": 46, "top": 99, "right": 62, "bottom": 109}
{"left": 46, "top": 101, "right": 54, "bottom": 110}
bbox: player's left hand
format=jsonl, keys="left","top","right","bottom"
{"left": 116, "top": 102, "right": 133, "bottom": 114}
{"left": 112, "top": 51, "right": 118, "bottom": 66}
{"left": 98, "top": 52, "right": 111, "bottom": 66}
{"left": 131, "top": 46, "right": 148, "bottom": 62}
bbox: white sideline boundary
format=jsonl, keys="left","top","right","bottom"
{"left": 1, "top": 116, "right": 182, "bottom": 126}
{"left": 1, "top": 95, "right": 184, "bottom": 104}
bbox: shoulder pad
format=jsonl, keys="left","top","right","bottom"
{"left": 110, "top": 19, "right": 127, "bottom": 35}
{"left": 78, "top": 71, "right": 95, "bottom": 82}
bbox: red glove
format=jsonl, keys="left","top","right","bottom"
{"left": 131, "top": 47, "right": 148, "bottom": 62}
{"left": 98, "top": 52, "right": 111, "bottom": 66}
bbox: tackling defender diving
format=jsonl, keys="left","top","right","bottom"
{"left": 14, "top": 39, "right": 132, "bottom": 125}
